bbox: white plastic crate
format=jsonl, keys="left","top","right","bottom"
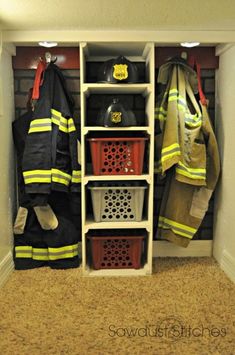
{"left": 88, "top": 184, "right": 147, "bottom": 222}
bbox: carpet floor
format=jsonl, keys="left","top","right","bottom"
{"left": 0, "top": 257, "right": 235, "bottom": 355}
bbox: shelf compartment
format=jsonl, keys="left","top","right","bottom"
{"left": 84, "top": 92, "right": 151, "bottom": 127}
{"left": 88, "top": 183, "right": 147, "bottom": 222}
{"left": 88, "top": 137, "right": 148, "bottom": 176}
{"left": 87, "top": 234, "right": 145, "bottom": 269}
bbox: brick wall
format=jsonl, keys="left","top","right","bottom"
{"left": 13, "top": 66, "right": 216, "bottom": 242}
{"left": 14, "top": 69, "right": 80, "bottom": 121}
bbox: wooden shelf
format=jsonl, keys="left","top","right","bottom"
{"left": 82, "top": 83, "right": 152, "bottom": 95}
{"left": 83, "top": 263, "right": 152, "bottom": 277}
{"left": 82, "top": 126, "right": 150, "bottom": 134}
{"left": 84, "top": 218, "right": 151, "bottom": 233}
{"left": 83, "top": 174, "right": 152, "bottom": 184}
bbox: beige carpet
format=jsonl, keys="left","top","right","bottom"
{"left": 0, "top": 257, "right": 235, "bottom": 355}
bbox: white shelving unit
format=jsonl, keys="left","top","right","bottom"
{"left": 80, "top": 42, "right": 155, "bottom": 276}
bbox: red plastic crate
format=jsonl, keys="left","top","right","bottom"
{"left": 88, "top": 137, "right": 148, "bottom": 175}
{"left": 87, "top": 235, "right": 144, "bottom": 269}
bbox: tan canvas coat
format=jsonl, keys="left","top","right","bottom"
{"left": 155, "top": 64, "right": 220, "bottom": 247}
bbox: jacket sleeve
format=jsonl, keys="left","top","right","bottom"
{"left": 52, "top": 66, "right": 81, "bottom": 192}
{"left": 201, "top": 103, "right": 220, "bottom": 190}
{"left": 189, "top": 103, "right": 220, "bottom": 220}
{"left": 22, "top": 67, "right": 53, "bottom": 198}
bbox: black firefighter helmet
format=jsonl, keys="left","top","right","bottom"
{"left": 97, "top": 98, "right": 137, "bottom": 127}
{"left": 97, "top": 56, "right": 139, "bottom": 83}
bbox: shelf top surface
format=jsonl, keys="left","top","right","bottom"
{"left": 82, "top": 83, "right": 152, "bottom": 94}
{"left": 85, "top": 42, "right": 148, "bottom": 57}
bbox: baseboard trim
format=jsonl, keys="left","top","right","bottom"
{"left": 220, "top": 249, "right": 235, "bottom": 283}
{"left": 0, "top": 251, "right": 14, "bottom": 288}
{"left": 153, "top": 240, "right": 213, "bottom": 257}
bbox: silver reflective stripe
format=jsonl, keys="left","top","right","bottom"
{"left": 24, "top": 173, "right": 51, "bottom": 179}
{"left": 30, "top": 123, "right": 51, "bottom": 128}
{"left": 49, "top": 248, "right": 78, "bottom": 256}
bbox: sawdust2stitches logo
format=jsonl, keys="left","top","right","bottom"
{"left": 157, "top": 316, "right": 227, "bottom": 342}
{"left": 108, "top": 316, "right": 227, "bottom": 342}
{"left": 157, "top": 316, "right": 185, "bottom": 342}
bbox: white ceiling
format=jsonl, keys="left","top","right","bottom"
{"left": 1, "top": 0, "right": 235, "bottom": 31}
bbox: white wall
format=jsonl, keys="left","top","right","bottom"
{"left": 213, "top": 44, "right": 235, "bottom": 282}
{"left": 0, "top": 37, "right": 15, "bottom": 286}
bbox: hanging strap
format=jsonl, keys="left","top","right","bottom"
{"left": 32, "top": 60, "right": 46, "bottom": 100}
{"left": 188, "top": 56, "right": 207, "bottom": 106}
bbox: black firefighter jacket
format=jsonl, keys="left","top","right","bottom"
{"left": 22, "top": 63, "right": 81, "bottom": 204}
{"left": 12, "top": 64, "right": 81, "bottom": 269}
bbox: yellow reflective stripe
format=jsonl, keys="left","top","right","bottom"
{"left": 155, "top": 111, "right": 167, "bottom": 121}
{"left": 155, "top": 107, "right": 167, "bottom": 114}
{"left": 15, "top": 253, "right": 49, "bottom": 260}
{"left": 186, "top": 113, "right": 201, "bottom": 122}
{"left": 15, "top": 246, "right": 49, "bottom": 261}
{"left": 168, "top": 93, "right": 203, "bottom": 127}
{"left": 158, "top": 216, "right": 196, "bottom": 239}
{"left": 52, "top": 169, "right": 71, "bottom": 179}
{"left": 169, "top": 90, "right": 185, "bottom": 102}
{"left": 51, "top": 108, "right": 62, "bottom": 119}
{"left": 51, "top": 113, "right": 68, "bottom": 133}
{"left": 48, "top": 244, "right": 78, "bottom": 260}
{"left": 161, "top": 143, "right": 181, "bottom": 163}
{"left": 177, "top": 161, "right": 205, "bottom": 173}
{"left": 51, "top": 108, "right": 75, "bottom": 134}
{"left": 176, "top": 161, "right": 206, "bottom": 180}
{"left": 15, "top": 246, "right": 32, "bottom": 251}
{"left": 48, "top": 244, "right": 78, "bottom": 252}
{"left": 176, "top": 168, "right": 206, "bottom": 180}
{"left": 29, "top": 119, "right": 51, "bottom": 125}
{"left": 23, "top": 169, "right": 74, "bottom": 186}
{"left": 157, "top": 114, "right": 166, "bottom": 121}
{"left": 155, "top": 105, "right": 167, "bottom": 121}
{"left": 159, "top": 216, "right": 197, "bottom": 233}
{"left": 177, "top": 101, "right": 187, "bottom": 110}
{"left": 162, "top": 143, "right": 180, "bottom": 154}
{"left": 169, "top": 88, "right": 178, "bottom": 94}
{"left": 52, "top": 168, "right": 71, "bottom": 186}
{"left": 71, "top": 170, "right": 81, "bottom": 183}
{"left": 161, "top": 151, "right": 181, "bottom": 163}
{"left": 51, "top": 116, "right": 60, "bottom": 125}
{"left": 28, "top": 127, "right": 51, "bottom": 133}
{"left": 59, "top": 117, "right": 69, "bottom": 133}
{"left": 68, "top": 118, "right": 76, "bottom": 133}
{"left": 28, "top": 118, "right": 52, "bottom": 134}
{"left": 186, "top": 123, "right": 202, "bottom": 128}
{"left": 23, "top": 170, "right": 52, "bottom": 177}
{"left": 15, "top": 244, "right": 78, "bottom": 260}
{"left": 184, "top": 110, "right": 202, "bottom": 127}
{"left": 23, "top": 170, "right": 52, "bottom": 184}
